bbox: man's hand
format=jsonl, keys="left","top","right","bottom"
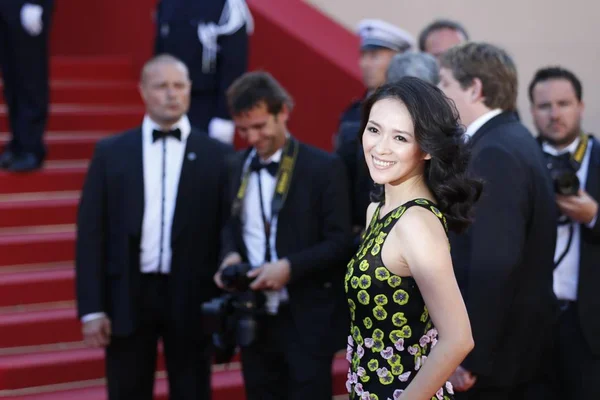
{"left": 214, "top": 252, "right": 242, "bottom": 289}
{"left": 556, "top": 189, "right": 598, "bottom": 225}
{"left": 82, "top": 316, "right": 111, "bottom": 348}
{"left": 448, "top": 365, "right": 477, "bottom": 392}
{"left": 248, "top": 259, "right": 291, "bottom": 291}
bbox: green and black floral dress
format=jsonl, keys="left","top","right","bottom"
{"left": 345, "top": 199, "right": 455, "bottom": 400}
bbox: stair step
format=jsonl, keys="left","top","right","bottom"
{"left": 0, "top": 163, "right": 87, "bottom": 194}
{"left": 0, "top": 226, "right": 75, "bottom": 267}
{"left": 0, "top": 306, "right": 80, "bottom": 348}
{"left": 0, "top": 267, "right": 75, "bottom": 307}
{"left": 0, "top": 346, "right": 133, "bottom": 390}
{"left": 0, "top": 81, "right": 140, "bottom": 106}
{"left": 0, "top": 191, "right": 79, "bottom": 228}
{"left": 0, "top": 351, "right": 348, "bottom": 395}
{"left": 0, "top": 130, "right": 113, "bottom": 138}
{"left": 0, "top": 370, "right": 241, "bottom": 399}
{"left": 50, "top": 56, "right": 135, "bottom": 81}
{"left": 0, "top": 342, "right": 168, "bottom": 391}
{"left": 0, "top": 133, "right": 107, "bottom": 162}
{"left": 0, "top": 104, "right": 144, "bottom": 132}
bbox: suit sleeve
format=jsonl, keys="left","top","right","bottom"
{"left": 214, "top": 25, "right": 249, "bottom": 120}
{"left": 287, "top": 156, "right": 353, "bottom": 283}
{"left": 75, "top": 141, "right": 108, "bottom": 318}
{"left": 336, "top": 133, "right": 358, "bottom": 216}
{"left": 218, "top": 145, "right": 235, "bottom": 232}
{"left": 583, "top": 210, "right": 600, "bottom": 241}
{"left": 220, "top": 154, "right": 241, "bottom": 262}
{"left": 461, "top": 146, "right": 529, "bottom": 374}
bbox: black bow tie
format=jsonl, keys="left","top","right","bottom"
{"left": 152, "top": 128, "right": 181, "bottom": 143}
{"left": 546, "top": 151, "right": 572, "bottom": 165}
{"left": 250, "top": 155, "right": 279, "bottom": 177}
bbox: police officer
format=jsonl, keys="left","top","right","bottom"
{"left": 154, "top": 0, "right": 253, "bottom": 144}
{"left": 335, "top": 19, "right": 414, "bottom": 236}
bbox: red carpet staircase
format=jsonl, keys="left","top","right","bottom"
{"left": 0, "top": 56, "right": 349, "bottom": 399}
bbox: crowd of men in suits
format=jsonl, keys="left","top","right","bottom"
{"left": 335, "top": 18, "right": 600, "bottom": 400}
{"left": 71, "top": 4, "right": 599, "bottom": 400}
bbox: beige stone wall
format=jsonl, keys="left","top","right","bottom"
{"left": 305, "top": 0, "right": 600, "bottom": 137}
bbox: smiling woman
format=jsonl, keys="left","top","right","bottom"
{"left": 359, "top": 77, "right": 481, "bottom": 233}
{"left": 344, "top": 77, "right": 482, "bottom": 400}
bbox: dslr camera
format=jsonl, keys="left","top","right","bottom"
{"left": 543, "top": 152, "right": 580, "bottom": 196}
{"left": 201, "top": 263, "right": 265, "bottom": 356}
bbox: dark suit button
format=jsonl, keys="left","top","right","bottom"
{"left": 324, "top": 282, "right": 332, "bottom": 289}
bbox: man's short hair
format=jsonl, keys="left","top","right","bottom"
{"left": 226, "top": 71, "right": 294, "bottom": 116}
{"left": 140, "top": 53, "right": 189, "bottom": 83}
{"left": 440, "top": 42, "right": 518, "bottom": 111}
{"left": 418, "top": 19, "right": 469, "bottom": 52}
{"left": 528, "top": 66, "right": 583, "bottom": 103}
{"left": 386, "top": 52, "right": 440, "bottom": 85}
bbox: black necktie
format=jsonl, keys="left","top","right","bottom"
{"left": 152, "top": 128, "right": 181, "bottom": 143}
{"left": 250, "top": 155, "right": 279, "bottom": 177}
{"left": 546, "top": 151, "right": 573, "bottom": 169}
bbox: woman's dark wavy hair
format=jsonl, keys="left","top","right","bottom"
{"left": 359, "top": 76, "right": 482, "bottom": 233}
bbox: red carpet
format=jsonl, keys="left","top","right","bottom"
{"left": 0, "top": 55, "right": 350, "bottom": 398}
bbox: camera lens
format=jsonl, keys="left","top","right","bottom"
{"left": 554, "top": 171, "right": 580, "bottom": 196}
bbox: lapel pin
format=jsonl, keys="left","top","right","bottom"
{"left": 187, "top": 152, "right": 197, "bottom": 161}
{"left": 160, "top": 23, "right": 169, "bottom": 37}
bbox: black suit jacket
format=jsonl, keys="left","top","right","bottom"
{"left": 577, "top": 136, "right": 600, "bottom": 355}
{"left": 450, "top": 112, "right": 559, "bottom": 387}
{"left": 75, "top": 127, "right": 232, "bottom": 339}
{"left": 221, "top": 142, "right": 354, "bottom": 354}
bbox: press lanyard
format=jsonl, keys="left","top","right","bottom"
{"left": 232, "top": 137, "right": 300, "bottom": 261}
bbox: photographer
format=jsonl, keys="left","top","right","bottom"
{"left": 529, "top": 66, "right": 600, "bottom": 399}
{"left": 213, "top": 71, "right": 353, "bottom": 400}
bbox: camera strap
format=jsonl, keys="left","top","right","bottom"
{"left": 554, "top": 222, "right": 574, "bottom": 268}
{"left": 552, "top": 134, "right": 589, "bottom": 268}
{"left": 570, "top": 133, "right": 589, "bottom": 170}
{"left": 232, "top": 137, "right": 300, "bottom": 261}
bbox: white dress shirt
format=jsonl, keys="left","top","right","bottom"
{"left": 241, "top": 148, "right": 289, "bottom": 313}
{"left": 463, "top": 109, "right": 503, "bottom": 140}
{"left": 140, "top": 114, "right": 191, "bottom": 274}
{"left": 82, "top": 115, "right": 191, "bottom": 323}
{"left": 543, "top": 136, "right": 595, "bottom": 301}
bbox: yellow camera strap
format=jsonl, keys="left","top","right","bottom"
{"left": 232, "top": 136, "right": 299, "bottom": 218}
{"left": 572, "top": 133, "right": 589, "bottom": 166}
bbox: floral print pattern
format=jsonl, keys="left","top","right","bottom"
{"left": 345, "top": 199, "right": 454, "bottom": 400}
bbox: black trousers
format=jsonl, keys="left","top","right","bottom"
{"left": 0, "top": 0, "right": 50, "bottom": 160}
{"left": 105, "top": 274, "right": 212, "bottom": 400}
{"left": 240, "top": 304, "right": 334, "bottom": 400}
{"left": 550, "top": 301, "right": 600, "bottom": 399}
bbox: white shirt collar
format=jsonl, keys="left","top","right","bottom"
{"left": 142, "top": 114, "right": 192, "bottom": 144}
{"left": 249, "top": 147, "right": 283, "bottom": 164}
{"left": 464, "top": 109, "right": 503, "bottom": 139}
{"left": 247, "top": 133, "right": 290, "bottom": 164}
{"left": 542, "top": 135, "right": 581, "bottom": 156}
